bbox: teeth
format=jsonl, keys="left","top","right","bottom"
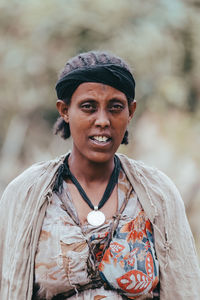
{"left": 93, "top": 136, "right": 109, "bottom": 142}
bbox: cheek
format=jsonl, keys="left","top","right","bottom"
{"left": 113, "top": 115, "right": 129, "bottom": 132}
{"left": 69, "top": 116, "right": 92, "bottom": 138}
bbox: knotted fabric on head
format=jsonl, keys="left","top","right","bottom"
{"left": 55, "top": 64, "right": 135, "bottom": 101}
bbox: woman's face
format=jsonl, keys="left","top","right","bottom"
{"left": 57, "top": 82, "right": 136, "bottom": 164}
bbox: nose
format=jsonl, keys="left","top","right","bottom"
{"left": 94, "top": 109, "right": 110, "bottom": 128}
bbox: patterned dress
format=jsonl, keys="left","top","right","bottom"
{"left": 34, "top": 169, "right": 159, "bottom": 299}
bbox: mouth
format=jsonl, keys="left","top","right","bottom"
{"left": 89, "top": 135, "right": 111, "bottom": 144}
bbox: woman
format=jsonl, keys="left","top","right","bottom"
{"left": 0, "top": 51, "right": 200, "bottom": 300}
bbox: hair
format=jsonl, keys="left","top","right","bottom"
{"left": 54, "top": 50, "right": 134, "bottom": 145}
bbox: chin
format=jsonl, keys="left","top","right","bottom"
{"left": 87, "top": 151, "right": 116, "bottom": 164}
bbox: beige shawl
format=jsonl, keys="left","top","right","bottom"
{"left": 0, "top": 153, "right": 200, "bottom": 299}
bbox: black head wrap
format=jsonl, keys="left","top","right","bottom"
{"left": 55, "top": 64, "right": 135, "bottom": 101}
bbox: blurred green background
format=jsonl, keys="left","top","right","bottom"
{"left": 0, "top": 0, "right": 199, "bottom": 259}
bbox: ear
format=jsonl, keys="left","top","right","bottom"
{"left": 56, "top": 100, "right": 69, "bottom": 123}
{"left": 128, "top": 100, "right": 136, "bottom": 122}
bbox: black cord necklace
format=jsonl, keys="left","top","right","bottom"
{"left": 65, "top": 155, "right": 121, "bottom": 226}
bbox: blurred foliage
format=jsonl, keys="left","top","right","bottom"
{"left": 0, "top": 0, "right": 199, "bottom": 258}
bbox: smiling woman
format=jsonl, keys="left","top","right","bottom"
{"left": 0, "top": 51, "right": 200, "bottom": 300}
{"left": 56, "top": 82, "right": 136, "bottom": 165}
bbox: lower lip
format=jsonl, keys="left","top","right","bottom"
{"left": 89, "top": 138, "right": 112, "bottom": 148}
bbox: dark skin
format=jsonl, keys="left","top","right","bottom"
{"left": 57, "top": 82, "right": 136, "bottom": 224}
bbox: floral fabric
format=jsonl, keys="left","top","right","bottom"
{"left": 1, "top": 153, "right": 199, "bottom": 300}
{"left": 98, "top": 210, "right": 159, "bottom": 299}
{"left": 34, "top": 169, "right": 159, "bottom": 299}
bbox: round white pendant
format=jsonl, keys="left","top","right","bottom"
{"left": 87, "top": 210, "right": 106, "bottom": 227}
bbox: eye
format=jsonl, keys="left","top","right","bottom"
{"left": 80, "top": 102, "right": 97, "bottom": 112}
{"left": 109, "top": 103, "right": 124, "bottom": 112}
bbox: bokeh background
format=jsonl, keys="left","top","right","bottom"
{"left": 0, "top": 0, "right": 199, "bottom": 259}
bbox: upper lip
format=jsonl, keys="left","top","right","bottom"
{"left": 89, "top": 133, "right": 111, "bottom": 139}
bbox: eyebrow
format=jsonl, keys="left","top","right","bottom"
{"left": 109, "top": 98, "right": 127, "bottom": 102}
{"left": 79, "top": 97, "right": 127, "bottom": 103}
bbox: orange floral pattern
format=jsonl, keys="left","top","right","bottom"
{"left": 34, "top": 169, "right": 159, "bottom": 299}
{"left": 99, "top": 210, "right": 159, "bottom": 299}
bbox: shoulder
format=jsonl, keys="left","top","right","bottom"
{"left": 117, "top": 153, "right": 184, "bottom": 210}
{"left": 117, "top": 153, "right": 159, "bottom": 176}
{"left": 1, "top": 154, "right": 66, "bottom": 201}
{"left": 117, "top": 153, "right": 171, "bottom": 184}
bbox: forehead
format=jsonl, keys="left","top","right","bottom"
{"left": 71, "top": 82, "right": 127, "bottom": 100}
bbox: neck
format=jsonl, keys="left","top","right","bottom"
{"left": 68, "top": 152, "right": 115, "bottom": 185}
